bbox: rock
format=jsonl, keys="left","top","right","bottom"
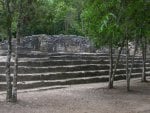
{"left": 0, "top": 34, "right": 96, "bottom": 53}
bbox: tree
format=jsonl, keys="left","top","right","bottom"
{"left": 81, "top": 0, "right": 149, "bottom": 90}
{"left": 12, "top": 0, "right": 23, "bottom": 102}
{"left": 125, "top": 0, "right": 150, "bottom": 84}
{"left": 1, "top": 0, "right": 87, "bottom": 36}
{"left": 0, "top": 0, "right": 7, "bottom": 40}
{"left": 81, "top": 0, "right": 124, "bottom": 89}
{"left": 5, "top": 0, "right": 13, "bottom": 102}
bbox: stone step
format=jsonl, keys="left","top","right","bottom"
{"left": 0, "top": 60, "right": 149, "bottom": 67}
{"left": 17, "top": 52, "right": 110, "bottom": 58}
{"left": 0, "top": 56, "right": 144, "bottom": 64}
{"left": 0, "top": 51, "right": 143, "bottom": 59}
{"left": 0, "top": 68, "right": 149, "bottom": 82}
{"left": 47, "top": 56, "right": 144, "bottom": 61}
{"left": 48, "top": 56, "right": 108, "bottom": 60}
{"left": 0, "top": 51, "right": 142, "bottom": 59}
{"left": 16, "top": 56, "right": 108, "bottom": 62}
{"left": 0, "top": 73, "right": 147, "bottom": 91}
{"left": 0, "top": 51, "right": 149, "bottom": 91}
{"left": 0, "top": 70, "right": 106, "bottom": 82}
{"left": 0, "top": 76, "right": 108, "bottom": 91}
{"left": 0, "top": 52, "right": 109, "bottom": 57}
{"left": 0, "top": 63, "right": 149, "bottom": 74}
{"left": 0, "top": 64, "right": 109, "bottom": 74}
{"left": 0, "top": 60, "right": 108, "bottom": 66}
{"left": 0, "top": 58, "right": 149, "bottom": 67}
{"left": 17, "top": 56, "right": 144, "bottom": 62}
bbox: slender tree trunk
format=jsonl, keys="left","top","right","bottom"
{"left": 12, "top": 0, "right": 22, "bottom": 102}
{"left": 64, "top": 19, "right": 68, "bottom": 34}
{"left": 5, "top": 0, "right": 12, "bottom": 102}
{"left": 6, "top": 34, "right": 12, "bottom": 102}
{"left": 81, "top": 19, "right": 84, "bottom": 35}
{"left": 12, "top": 44, "right": 18, "bottom": 102}
{"left": 108, "top": 38, "right": 113, "bottom": 89}
{"left": 112, "top": 39, "right": 125, "bottom": 83}
{"left": 126, "top": 37, "right": 130, "bottom": 91}
{"left": 53, "top": 23, "right": 55, "bottom": 35}
{"left": 141, "top": 36, "right": 147, "bottom": 82}
{"left": 128, "top": 39, "right": 138, "bottom": 91}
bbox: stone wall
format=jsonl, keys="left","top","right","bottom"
{"left": 23, "top": 34, "right": 96, "bottom": 52}
{"left": 0, "top": 34, "right": 146, "bottom": 55}
{"left": 0, "top": 34, "right": 96, "bottom": 53}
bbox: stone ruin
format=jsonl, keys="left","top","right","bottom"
{"left": 0, "top": 34, "right": 145, "bottom": 56}
{"left": 0, "top": 34, "right": 96, "bottom": 53}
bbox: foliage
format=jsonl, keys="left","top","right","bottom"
{"left": 0, "top": 0, "right": 149, "bottom": 42}
{"left": 81, "top": 0, "right": 150, "bottom": 47}
{"left": 0, "top": 0, "right": 87, "bottom": 38}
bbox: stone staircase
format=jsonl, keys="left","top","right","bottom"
{"left": 0, "top": 51, "right": 149, "bottom": 91}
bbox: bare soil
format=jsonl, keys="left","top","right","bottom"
{"left": 0, "top": 78, "right": 150, "bottom": 113}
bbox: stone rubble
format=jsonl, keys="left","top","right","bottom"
{"left": 0, "top": 34, "right": 144, "bottom": 56}
{"left": 0, "top": 34, "right": 96, "bottom": 53}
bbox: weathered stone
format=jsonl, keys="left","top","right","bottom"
{"left": 0, "top": 34, "right": 96, "bottom": 53}
{"left": 0, "top": 34, "right": 145, "bottom": 55}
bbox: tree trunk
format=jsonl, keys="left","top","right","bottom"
{"left": 126, "top": 38, "right": 130, "bottom": 91}
{"left": 108, "top": 38, "right": 113, "bottom": 89}
{"left": 128, "top": 39, "right": 138, "bottom": 91}
{"left": 5, "top": 0, "right": 12, "bottom": 102}
{"left": 12, "top": 45, "right": 18, "bottom": 102}
{"left": 6, "top": 36, "right": 12, "bottom": 102}
{"left": 64, "top": 19, "right": 68, "bottom": 34}
{"left": 112, "top": 39, "right": 125, "bottom": 84}
{"left": 81, "top": 19, "right": 84, "bottom": 35}
{"left": 12, "top": 0, "right": 22, "bottom": 102}
{"left": 141, "top": 36, "right": 147, "bottom": 82}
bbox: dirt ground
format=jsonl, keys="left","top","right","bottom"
{"left": 0, "top": 78, "right": 150, "bottom": 113}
